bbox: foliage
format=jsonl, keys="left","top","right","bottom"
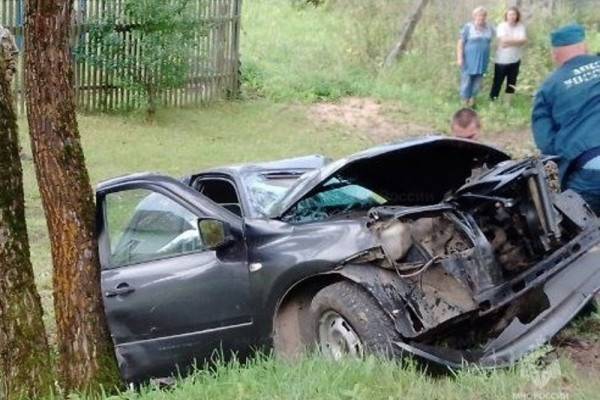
{"left": 290, "top": 0, "right": 327, "bottom": 7}
{"left": 78, "top": 0, "right": 203, "bottom": 117}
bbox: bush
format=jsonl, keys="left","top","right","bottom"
{"left": 78, "top": 0, "right": 202, "bottom": 118}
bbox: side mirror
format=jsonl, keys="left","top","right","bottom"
{"left": 198, "top": 219, "right": 233, "bottom": 250}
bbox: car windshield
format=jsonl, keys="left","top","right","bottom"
{"left": 281, "top": 176, "right": 388, "bottom": 223}
{"left": 245, "top": 170, "right": 306, "bottom": 216}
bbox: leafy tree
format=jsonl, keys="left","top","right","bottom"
{"left": 79, "top": 0, "right": 203, "bottom": 118}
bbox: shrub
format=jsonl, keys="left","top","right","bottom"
{"left": 77, "top": 0, "right": 203, "bottom": 118}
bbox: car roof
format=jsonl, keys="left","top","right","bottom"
{"left": 195, "top": 154, "right": 331, "bottom": 177}
{"left": 96, "top": 155, "right": 331, "bottom": 192}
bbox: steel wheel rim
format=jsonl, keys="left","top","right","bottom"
{"left": 318, "top": 310, "right": 364, "bottom": 360}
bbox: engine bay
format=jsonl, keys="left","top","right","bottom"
{"left": 355, "top": 157, "right": 596, "bottom": 345}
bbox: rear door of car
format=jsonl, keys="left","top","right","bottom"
{"left": 97, "top": 176, "right": 254, "bottom": 383}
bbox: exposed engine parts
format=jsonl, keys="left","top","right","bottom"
{"left": 362, "top": 157, "right": 596, "bottom": 347}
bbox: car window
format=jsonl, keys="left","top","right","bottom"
{"left": 245, "top": 171, "right": 304, "bottom": 216}
{"left": 196, "top": 179, "right": 243, "bottom": 217}
{"left": 105, "top": 189, "right": 204, "bottom": 267}
{"left": 282, "top": 177, "right": 387, "bottom": 223}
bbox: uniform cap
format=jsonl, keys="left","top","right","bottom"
{"left": 551, "top": 24, "right": 586, "bottom": 47}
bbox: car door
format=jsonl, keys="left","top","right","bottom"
{"left": 98, "top": 177, "right": 254, "bottom": 383}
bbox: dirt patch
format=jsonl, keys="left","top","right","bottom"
{"left": 556, "top": 338, "right": 600, "bottom": 377}
{"left": 309, "top": 97, "right": 433, "bottom": 144}
{"left": 309, "top": 97, "right": 538, "bottom": 158}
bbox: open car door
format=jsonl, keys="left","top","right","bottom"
{"left": 96, "top": 175, "right": 254, "bottom": 383}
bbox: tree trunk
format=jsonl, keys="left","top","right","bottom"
{"left": 0, "top": 51, "right": 53, "bottom": 400}
{"left": 145, "top": 81, "right": 157, "bottom": 121}
{"left": 384, "top": 0, "right": 429, "bottom": 67}
{"left": 24, "top": 0, "right": 120, "bottom": 394}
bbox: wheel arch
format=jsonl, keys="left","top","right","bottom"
{"left": 271, "top": 264, "right": 418, "bottom": 358}
{"left": 272, "top": 273, "right": 345, "bottom": 358}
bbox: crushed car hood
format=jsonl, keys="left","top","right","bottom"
{"left": 269, "top": 136, "right": 510, "bottom": 219}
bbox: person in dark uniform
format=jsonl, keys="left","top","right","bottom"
{"left": 532, "top": 24, "right": 600, "bottom": 214}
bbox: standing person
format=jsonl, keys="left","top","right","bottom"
{"left": 490, "top": 7, "right": 527, "bottom": 103}
{"left": 532, "top": 24, "right": 600, "bottom": 214}
{"left": 456, "top": 6, "right": 494, "bottom": 107}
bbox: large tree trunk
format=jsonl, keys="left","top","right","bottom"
{"left": 24, "top": 0, "right": 120, "bottom": 394}
{"left": 384, "top": 0, "right": 429, "bottom": 67}
{"left": 0, "top": 52, "right": 53, "bottom": 400}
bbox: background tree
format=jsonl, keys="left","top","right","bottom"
{"left": 384, "top": 0, "right": 429, "bottom": 67}
{"left": 24, "top": 0, "right": 120, "bottom": 394}
{"left": 0, "top": 47, "right": 53, "bottom": 400}
{"left": 79, "top": 0, "right": 202, "bottom": 118}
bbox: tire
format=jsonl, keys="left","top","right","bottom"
{"left": 309, "top": 281, "right": 401, "bottom": 359}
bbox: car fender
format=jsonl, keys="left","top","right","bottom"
{"left": 270, "top": 263, "right": 419, "bottom": 340}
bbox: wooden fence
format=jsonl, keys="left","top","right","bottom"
{"left": 1, "top": 0, "right": 242, "bottom": 113}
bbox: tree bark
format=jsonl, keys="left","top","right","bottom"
{"left": 24, "top": 0, "right": 120, "bottom": 394}
{"left": 0, "top": 50, "right": 53, "bottom": 400}
{"left": 384, "top": 0, "right": 429, "bottom": 67}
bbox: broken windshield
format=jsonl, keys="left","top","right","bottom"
{"left": 245, "top": 171, "right": 306, "bottom": 216}
{"left": 281, "top": 176, "right": 387, "bottom": 223}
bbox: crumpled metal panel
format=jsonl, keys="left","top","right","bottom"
{"left": 394, "top": 233, "right": 600, "bottom": 369}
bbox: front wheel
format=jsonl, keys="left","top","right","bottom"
{"left": 310, "top": 281, "right": 401, "bottom": 360}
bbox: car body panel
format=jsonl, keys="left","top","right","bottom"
{"left": 396, "top": 233, "right": 600, "bottom": 368}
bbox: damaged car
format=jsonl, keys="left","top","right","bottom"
{"left": 97, "top": 136, "right": 600, "bottom": 383}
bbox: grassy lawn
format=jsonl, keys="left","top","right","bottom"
{"left": 69, "top": 353, "right": 600, "bottom": 400}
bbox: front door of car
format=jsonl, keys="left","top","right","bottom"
{"left": 98, "top": 180, "right": 253, "bottom": 383}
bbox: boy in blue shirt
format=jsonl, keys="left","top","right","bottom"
{"left": 532, "top": 24, "right": 600, "bottom": 214}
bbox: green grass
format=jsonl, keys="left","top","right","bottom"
{"left": 61, "top": 353, "right": 600, "bottom": 400}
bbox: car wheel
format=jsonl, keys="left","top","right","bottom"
{"left": 310, "top": 281, "right": 400, "bottom": 360}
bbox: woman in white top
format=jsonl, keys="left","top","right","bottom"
{"left": 490, "top": 6, "right": 527, "bottom": 102}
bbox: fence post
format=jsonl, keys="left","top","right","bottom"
{"left": 230, "top": 0, "right": 242, "bottom": 98}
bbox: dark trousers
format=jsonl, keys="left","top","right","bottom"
{"left": 490, "top": 61, "right": 521, "bottom": 100}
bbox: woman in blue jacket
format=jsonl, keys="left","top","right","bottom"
{"left": 456, "top": 7, "right": 494, "bottom": 107}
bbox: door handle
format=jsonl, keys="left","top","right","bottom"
{"left": 105, "top": 283, "right": 135, "bottom": 298}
